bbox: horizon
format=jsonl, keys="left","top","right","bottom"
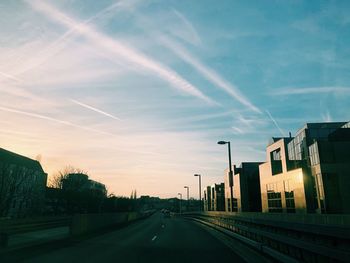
{"left": 1, "top": 0, "right": 349, "bottom": 198}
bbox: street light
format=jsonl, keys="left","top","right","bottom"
{"left": 184, "top": 186, "right": 190, "bottom": 211}
{"left": 217, "top": 140, "right": 234, "bottom": 212}
{"left": 178, "top": 193, "right": 182, "bottom": 214}
{"left": 194, "top": 174, "right": 202, "bottom": 211}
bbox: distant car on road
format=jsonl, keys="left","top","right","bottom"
{"left": 163, "top": 210, "right": 171, "bottom": 218}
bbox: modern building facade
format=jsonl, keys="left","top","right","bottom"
{"left": 233, "top": 162, "right": 262, "bottom": 212}
{"left": 211, "top": 183, "right": 225, "bottom": 211}
{"left": 306, "top": 123, "right": 350, "bottom": 213}
{"left": 259, "top": 137, "right": 308, "bottom": 213}
{"left": 0, "top": 148, "right": 47, "bottom": 218}
{"left": 203, "top": 186, "right": 212, "bottom": 211}
{"left": 204, "top": 184, "right": 225, "bottom": 211}
{"left": 259, "top": 122, "right": 350, "bottom": 214}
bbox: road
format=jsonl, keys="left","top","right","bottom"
{"left": 5, "top": 212, "right": 246, "bottom": 263}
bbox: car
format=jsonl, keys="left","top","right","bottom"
{"left": 163, "top": 210, "right": 171, "bottom": 218}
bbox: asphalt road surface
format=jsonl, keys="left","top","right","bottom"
{"left": 6, "top": 212, "right": 246, "bottom": 263}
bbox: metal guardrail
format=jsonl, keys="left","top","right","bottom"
{"left": 183, "top": 212, "right": 350, "bottom": 263}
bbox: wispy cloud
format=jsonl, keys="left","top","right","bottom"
{"left": 272, "top": 86, "right": 350, "bottom": 95}
{"left": 70, "top": 99, "right": 122, "bottom": 121}
{"left": 26, "top": 0, "right": 215, "bottom": 105}
{"left": 265, "top": 110, "right": 285, "bottom": 137}
{"left": 160, "top": 37, "right": 261, "bottom": 113}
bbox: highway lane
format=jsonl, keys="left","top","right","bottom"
{"left": 10, "top": 212, "right": 246, "bottom": 263}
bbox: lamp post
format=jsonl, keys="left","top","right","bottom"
{"left": 184, "top": 186, "right": 189, "bottom": 211}
{"left": 218, "top": 140, "right": 234, "bottom": 212}
{"left": 194, "top": 174, "right": 202, "bottom": 211}
{"left": 178, "top": 193, "right": 182, "bottom": 214}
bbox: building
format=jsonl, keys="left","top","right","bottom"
{"left": 259, "top": 137, "right": 306, "bottom": 213}
{"left": 306, "top": 123, "right": 350, "bottom": 213}
{"left": 204, "top": 186, "right": 212, "bottom": 211}
{"left": 62, "top": 173, "right": 107, "bottom": 197}
{"left": 259, "top": 122, "right": 350, "bottom": 214}
{"left": 233, "top": 162, "right": 262, "bottom": 212}
{"left": 204, "top": 184, "right": 225, "bottom": 211}
{"left": 60, "top": 173, "right": 107, "bottom": 213}
{"left": 0, "top": 148, "right": 47, "bottom": 218}
{"left": 211, "top": 183, "right": 225, "bottom": 211}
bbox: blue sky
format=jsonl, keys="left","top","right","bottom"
{"left": 0, "top": 0, "right": 349, "bottom": 197}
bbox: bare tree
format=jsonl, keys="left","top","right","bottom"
{"left": 48, "top": 166, "right": 87, "bottom": 189}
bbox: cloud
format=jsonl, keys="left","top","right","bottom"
{"left": 25, "top": 0, "right": 216, "bottom": 105}
{"left": 273, "top": 86, "right": 350, "bottom": 95}
{"left": 70, "top": 99, "right": 122, "bottom": 121}
{"left": 159, "top": 37, "right": 261, "bottom": 113}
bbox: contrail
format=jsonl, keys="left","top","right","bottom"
{"left": 266, "top": 110, "right": 285, "bottom": 137}
{"left": 26, "top": 0, "right": 216, "bottom": 105}
{"left": 11, "top": 1, "right": 133, "bottom": 77}
{"left": 0, "top": 106, "right": 113, "bottom": 136}
{"left": 0, "top": 71, "right": 22, "bottom": 82}
{"left": 70, "top": 99, "right": 122, "bottom": 121}
{"left": 160, "top": 37, "right": 261, "bottom": 113}
{"left": 172, "top": 8, "right": 202, "bottom": 46}
{"left": 232, "top": 126, "right": 244, "bottom": 134}
{"left": 273, "top": 86, "right": 350, "bottom": 96}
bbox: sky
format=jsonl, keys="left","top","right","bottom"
{"left": 0, "top": 0, "right": 349, "bottom": 198}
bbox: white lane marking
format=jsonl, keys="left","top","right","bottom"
{"left": 151, "top": 235, "right": 157, "bottom": 241}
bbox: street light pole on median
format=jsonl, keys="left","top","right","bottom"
{"left": 184, "top": 186, "right": 189, "bottom": 211}
{"left": 218, "top": 141, "right": 234, "bottom": 212}
{"left": 194, "top": 174, "right": 202, "bottom": 211}
{"left": 178, "top": 193, "right": 182, "bottom": 214}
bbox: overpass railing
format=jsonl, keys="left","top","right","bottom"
{"left": 183, "top": 211, "right": 350, "bottom": 263}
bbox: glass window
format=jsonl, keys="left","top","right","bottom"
{"left": 315, "top": 173, "right": 325, "bottom": 212}
{"left": 284, "top": 180, "right": 295, "bottom": 213}
{"left": 309, "top": 143, "right": 320, "bottom": 166}
{"left": 267, "top": 183, "right": 282, "bottom": 212}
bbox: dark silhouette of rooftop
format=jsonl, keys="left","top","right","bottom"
{"left": 0, "top": 148, "right": 44, "bottom": 172}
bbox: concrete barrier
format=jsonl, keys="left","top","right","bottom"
{"left": 70, "top": 211, "right": 155, "bottom": 237}
{"left": 0, "top": 210, "right": 155, "bottom": 249}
